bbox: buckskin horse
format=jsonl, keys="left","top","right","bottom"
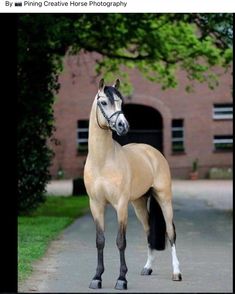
{"left": 84, "top": 79, "right": 182, "bottom": 290}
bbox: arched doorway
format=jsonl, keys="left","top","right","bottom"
{"left": 113, "top": 104, "right": 163, "bottom": 153}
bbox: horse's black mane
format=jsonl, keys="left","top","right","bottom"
{"left": 104, "top": 86, "right": 123, "bottom": 104}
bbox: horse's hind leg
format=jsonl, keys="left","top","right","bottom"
{"left": 89, "top": 198, "right": 106, "bottom": 289}
{"left": 153, "top": 189, "right": 182, "bottom": 281}
{"left": 131, "top": 196, "right": 155, "bottom": 275}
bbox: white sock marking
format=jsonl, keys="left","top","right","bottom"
{"left": 172, "top": 244, "right": 181, "bottom": 274}
{"left": 144, "top": 247, "right": 155, "bottom": 269}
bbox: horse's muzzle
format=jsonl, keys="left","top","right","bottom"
{"left": 116, "top": 119, "right": 129, "bottom": 136}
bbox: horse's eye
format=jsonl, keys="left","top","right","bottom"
{"left": 101, "top": 101, "right": 107, "bottom": 106}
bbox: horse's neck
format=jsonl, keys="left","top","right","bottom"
{"left": 88, "top": 100, "right": 114, "bottom": 164}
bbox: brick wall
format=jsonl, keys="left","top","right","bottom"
{"left": 49, "top": 52, "right": 233, "bottom": 179}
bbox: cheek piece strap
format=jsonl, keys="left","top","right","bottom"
{"left": 96, "top": 96, "right": 123, "bottom": 130}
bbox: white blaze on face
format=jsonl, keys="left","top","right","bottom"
{"left": 112, "top": 96, "right": 129, "bottom": 135}
{"left": 114, "top": 94, "right": 122, "bottom": 110}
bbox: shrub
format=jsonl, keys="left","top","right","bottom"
{"left": 18, "top": 15, "right": 64, "bottom": 214}
{"left": 208, "top": 167, "right": 233, "bottom": 179}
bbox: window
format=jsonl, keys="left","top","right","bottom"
{"left": 213, "top": 103, "right": 233, "bottom": 120}
{"left": 172, "top": 119, "right": 185, "bottom": 153}
{"left": 213, "top": 135, "right": 233, "bottom": 151}
{"left": 77, "top": 120, "right": 89, "bottom": 152}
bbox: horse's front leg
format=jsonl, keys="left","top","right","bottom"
{"left": 115, "top": 200, "right": 128, "bottom": 290}
{"left": 89, "top": 199, "right": 105, "bottom": 289}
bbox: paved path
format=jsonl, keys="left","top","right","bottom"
{"left": 46, "top": 179, "right": 233, "bottom": 210}
{"left": 20, "top": 180, "right": 233, "bottom": 293}
{"left": 46, "top": 179, "right": 73, "bottom": 196}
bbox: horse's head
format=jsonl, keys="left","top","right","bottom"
{"left": 96, "top": 78, "right": 129, "bottom": 136}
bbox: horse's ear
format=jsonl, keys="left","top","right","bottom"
{"left": 98, "top": 78, "right": 105, "bottom": 91}
{"left": 113, "top": 79, "right": 120, "bottom": 90}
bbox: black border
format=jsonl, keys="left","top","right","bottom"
{"left": 0, "top": 13, "right": 18, "bottom": 293}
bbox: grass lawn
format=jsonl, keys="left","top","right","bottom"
{"left": 18, "top": 195, "right": 90, "bottom": 284}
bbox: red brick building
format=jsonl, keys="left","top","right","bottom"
{"left": 49, "top": 52, "right": 233, "bottom": 179}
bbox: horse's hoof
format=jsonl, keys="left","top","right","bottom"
{"left": 141, "top": 267, "right": 152, "bottom": 275}
{"left": 89, "top": 279, "right": 102, "bottom": 289}
{"left": 172, "top": 273, "right": 182, "bottom": 281}
{"left": 115, "top": 279, "right": 128, "bottom": 290}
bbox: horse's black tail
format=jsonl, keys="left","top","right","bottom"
{"left": 147, "top": 191, "right": 167, "bottom": 251}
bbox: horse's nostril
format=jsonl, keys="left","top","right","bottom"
{"left": 118, "top": 121, "right": 124, "bottom": 128}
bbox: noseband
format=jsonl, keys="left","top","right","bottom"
{"left": 96, "top": 94, "right": 123, "bottom": 131}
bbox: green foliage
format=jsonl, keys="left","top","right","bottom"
{"left": 192, "top": 158, "right": 199, "bottom": 172}
{"left": 18, "top": 14, "right": 232, "bottom": 214}
{"left": 75, "top": 14, "right": 232, "bottom": 93}
{"left": 208, "top": 167, "right": 233, "bottom": 179}
{"left": 189, "top": 14, "right": 233, "bottom": 49}
{"left": 18, "top": 15, "right": 65, "bottom": 214}
{"left": 18, "top": 196, "right": 89, "bottom": 282}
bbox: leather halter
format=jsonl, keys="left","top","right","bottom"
{"left": 96, "top": 94, "right": 123, "bottom": 131}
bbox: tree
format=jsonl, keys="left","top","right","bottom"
{"left": 18, "top": 15, "right": 63, "bottom": 214}
{"left": 59, "top": 14, "right": 232, "bottom": 92}
{"left": 18, "top": 14, "right": 233, "bottom": 214}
